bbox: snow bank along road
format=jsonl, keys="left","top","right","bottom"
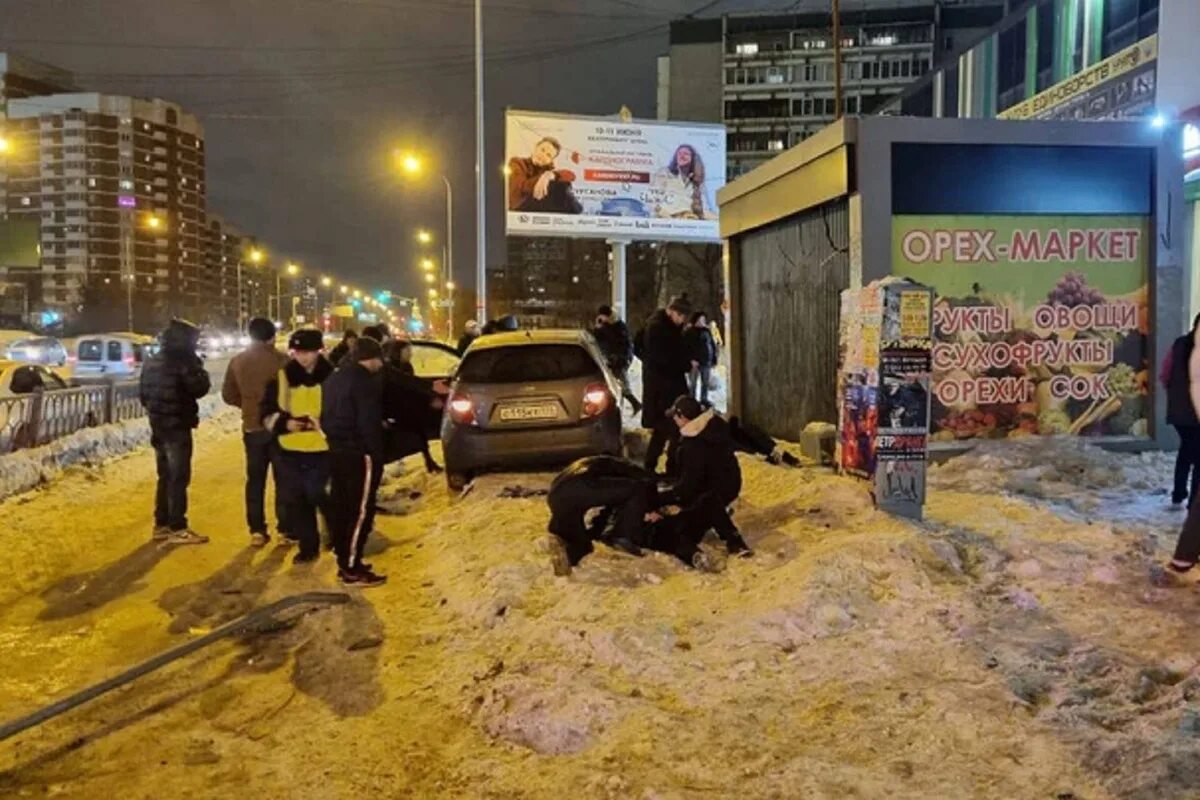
{"left": 2, "top": 419, "right": 1200, "bottom": 799}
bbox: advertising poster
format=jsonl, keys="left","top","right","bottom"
{"left": 505, "top": 110, "right": 725, "bottom": 242}
{"left": 838, "top": 285, "right": 882, "bottom": 478}
{"left": 892, "top": 215, "right": 1150, "bottom": 441}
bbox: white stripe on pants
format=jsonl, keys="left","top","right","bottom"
{"left": 348, "top": 454, "right": 372, "bottom": 569}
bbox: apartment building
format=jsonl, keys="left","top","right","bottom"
{"left": 4, "top": 93, "right": 206, "bottom": 330}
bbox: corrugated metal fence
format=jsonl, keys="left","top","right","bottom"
{"left": 735, "top": 199, "right": 850, "bottom": 441}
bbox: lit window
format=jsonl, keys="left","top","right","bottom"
{"left": 120, "top": 179, "right": 134, "bottom": 190}
{"left": 735, "top": 42, "right": 759, "bottom": 56}
{"left": 767, "top": 139, "right": 785, "bottom": 152}
{"left": 20, "top": 197, "right": 31, "bottom": 207}
{"left": 88, "top": 178, "right": 97, "bottom": 188}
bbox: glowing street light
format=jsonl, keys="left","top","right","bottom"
{"left": 145, "top": 214, "right": 163, "bottom": 230}
{"left": 353, "top": 289, "right": 362, "bottom": 299}
{"left": 427, "top": 288, "right": 439, "bottom": 299}
{"left": 398, "top": 152, "right": 422, "bottom": 175}
{"left": 447, "top": 280, "right": 457, "bottom": 291}
{"left": 249, "top": 247, "right": 265, "bottom": 264}
{"left": 0, "top": 136, "right": 9, "bottom": 155}
{"left": 424, "top": 273, "right": 435, "bottom": 284}
{"left": 417, "top": 229, "right": 433, "bottom": 245}
{"left": 420, "top": 258, "right": 435, "bottom": 271}
{"left": 321, "top": 276, "right": 333, "bottom": 288}
{"left": 286, "top": 262, "right": 300, "bottom": 276}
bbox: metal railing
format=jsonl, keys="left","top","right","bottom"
{"left": 0, "top": 382, "right": 147, "bottom": 455}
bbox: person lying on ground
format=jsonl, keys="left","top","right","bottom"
{"left": 659, "top": 395, "right": 753, "bottom": 557}
{"left": 727, "top": 414, "right": 801, "bottom": 466}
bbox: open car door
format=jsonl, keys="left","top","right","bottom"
{"left": 409, "top": 340, "right": 461, "bottom": 439}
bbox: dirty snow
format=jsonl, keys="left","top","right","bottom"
{"left": 2, "top": 415, "right": 1200, "bottom": 798}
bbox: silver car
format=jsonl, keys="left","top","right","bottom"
{"left": 441, "top": 329, "right": 624, "bottom": 490}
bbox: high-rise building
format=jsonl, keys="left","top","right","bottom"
{"left": 660, "top": 3, "right": 1005, "bottom": 177}
{"left": 3, "top": 92, "right": 206, "bottom": 331}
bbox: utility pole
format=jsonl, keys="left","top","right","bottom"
{"left": 474, "top": 0, "right": 487, "bottom": 323}
{"left": 832, "top": 0, "right": 844, "bottom": 119}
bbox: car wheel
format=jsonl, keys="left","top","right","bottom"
{"left": 446, "top": 471, "right": 471, "bottom": 492}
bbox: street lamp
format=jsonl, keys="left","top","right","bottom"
{"left": 420, "top": 258, "right": 435, "bottom": 272}
{"left": 0, "top": 136, "right": 9, "bottom": 155}
{"left": 417, "top": 229, "right": 433, "bottom": 245}
{"left": 123, "top": 213, "right": 168, "bottom": 331}
{"left": 424, "top": 273, "right": 435, "bottom": 284}
{"left": 340, "top": 284, "right": 349, "bottom": 294}
{"left": 397, "top": 150, "right": 453, "bottom": 334}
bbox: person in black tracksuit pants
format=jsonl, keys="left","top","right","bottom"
{"left": 660, "top": 395, "right": 752, "bottom": 557}
{"left": 321, "top": 337, "right": 387, "bottom": 586}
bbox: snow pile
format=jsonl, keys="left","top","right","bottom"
{"left": 931, "top": 436, "right": 1177, "bottom": 525}
{"left": 0, "top": 394, "right": 237, "bottom": 501}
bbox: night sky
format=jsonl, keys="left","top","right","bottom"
{"left": 0, "top": 0, "right": 786, "bottom": 297}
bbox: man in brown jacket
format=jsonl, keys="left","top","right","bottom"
{"left": 506, "top": 137, "right": 582, "bottom": 214}
{"left": 222, "top": 317, "right": 289, "bottom": 546}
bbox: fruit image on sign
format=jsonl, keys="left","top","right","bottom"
{"left": 891, "top": 215, "right": 1150, "bottom": 441}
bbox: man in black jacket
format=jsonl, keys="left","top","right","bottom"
{"left": 546, "top": 455, "right": 653, "bottom": 574}
{"left": 382, "top": 339, "right": 445, "bottom": 473}
{"left": 321, "top": 337, "right": 387, "bottom": 586}
{"left": 638, "top": 296, "right": 691, "bottom": 474}
{"left": 660, "top": 395, "right": 752, "bottom": 556}
{"left": 139, "top": 319, "right": 211, "bottom": 545}
{"left": 593, "top": 305, "right": 641, "bottom": 415}
{"left": 328, "top": 329, "right": 358, "bottom": 367}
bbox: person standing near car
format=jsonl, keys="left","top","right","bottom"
{"left": 140, "top": 319, "right": 211, "bottom": 545}
{"left": 593, "top": 304, "right": 641, "bottom": 416}
{"left": 457, "top": 320, "right": 481, "bottom": 355}
{"left": 260, "top": 330, "right": 333, "bottom": 565}
{"left": 683, "top": 311, "right": 716, "bottom": 405}
{"left": 637, "top": 296, "right": 691, "bottom": 475}
{"left": 222, "top": 317, "right": 289, "bottom": 546}
{"left": 321, "top": 337, "right": 388, "bottom": 586}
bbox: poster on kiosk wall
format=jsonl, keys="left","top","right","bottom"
{"left": 504, "top": 110, "right": 725, "bottom": 242}
{"left": 837, "top": 278, "right": 934, "bottom": 520}
{"left": 892, "top": 215, "right": 1150, "bottom": 443}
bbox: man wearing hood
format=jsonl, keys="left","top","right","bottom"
{"left": 260, "top": 330, "right": 334, "bottom": 565}
{"left": 139, "top": 319, "right": 212, "bottom": 545}
{"left": 659, "top": 395, "right": 752, "bottom": 557}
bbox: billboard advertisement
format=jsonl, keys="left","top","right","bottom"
{"left": 892, "top": 215, "right": 1150, "bottom": 442}
{"left": 505, "top": 110, "right": 725, "bottom": 242}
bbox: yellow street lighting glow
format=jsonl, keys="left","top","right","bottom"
{"left": 417, "top": 230, "right": 433, "bottom": 245}
{"left": 146, "top": 215, "right": 162, "bottom": 230}
{"left": 427, "top": 288, "right": 438, "bottom": 298}
{"left": 340, "top": 285, "right": 349, "bottom": 294}
{"left": 0, "top": 136, "right": 10, "bottom": 154}
{"left": 446, "top": 281, "right": 456, "bottom": 291}
{"left": 424, "top": 273, "right": 435, "bottom": 284}
{"left": 321, "top": 276, "right": 333, "bottom": 287}
{"left": 286, "top": 262, "right": 300, "bottom": 276}
{"left": 353, "top": 290, "right": 362, "bottom": 298}
{"left": 249, "top": 248, "right": 264, "bottom": 264}
{"left": 420, "top": 258, "right": 434, "bottom": 271}
{"left": 398, "top": 152, "right": 422, "bottom": 175}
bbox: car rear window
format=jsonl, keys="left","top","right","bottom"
{"left": 78, "top": 340, "right": 103, "bottom": 362}
{"left": 107, "top": 341, "right": 123, "bottom": 361}
{"left": 457, "top": 344, "right": 600, "bottom": 383}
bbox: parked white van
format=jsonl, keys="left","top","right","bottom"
{"left": 71, "top": 333, "right": 158, "bottom": 381}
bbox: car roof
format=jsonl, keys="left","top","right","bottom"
{"left": 468, "top": 329, "right": 592, "bottom": 351}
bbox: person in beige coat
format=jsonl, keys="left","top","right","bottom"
{"left": 222, "top": 317, "right": 289, "bottom": 546}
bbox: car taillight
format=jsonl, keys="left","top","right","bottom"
{"left": 124, "top": 355, "right": 135, "bottom": 366}
{"left": 449, "top": 392, "right": 476, "bottom": 425}
{"left": 582, "top": 383, "right": 610, "bottom": 418}
{"left": 67, "top": 355, "right": 77, "bottom": 364}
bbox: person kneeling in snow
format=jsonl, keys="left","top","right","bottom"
{"left": 659, "top": 395, "right": 753, "bottom": 557}
{"left": 545, "top": 455, "right": 730, "bottom": 575}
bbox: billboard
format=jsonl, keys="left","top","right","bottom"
{"left": 505, "top": 110, "right": 725, "bottom": 242}
{"left": 892, "top": 215, "right": 1150, "bottom": 442}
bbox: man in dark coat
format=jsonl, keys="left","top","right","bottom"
{"left": 457, "top": 320, "right": 481, "bottom": 355}
{"left": 683, "top": 311, "right": 717, "bottom": 404}
{"left": 593, "top": 304, "right": 641, "bottom": 415}
{"left": 328, "top": 329, "right": 358, "bottom": 366}
{"left": 638, "top": 296, "right": 691, "bottom": 474}
{"left": 321, "top": 337, "right": 387, "bottom": 587}
{"left": 545, "top": 455, "right": 653, "bottom": 575}
{"left": 382, "top": 339, "right": 445, "bottom": 473}
{"left": 139, "top": 319, "right": 211, "bottom": 545}
{"left": 660, "top": 395, "right": 752, "bottom": 556}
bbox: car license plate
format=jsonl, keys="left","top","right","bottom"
{"left": 498, "top": 403, "right": 558, "bottom": 422}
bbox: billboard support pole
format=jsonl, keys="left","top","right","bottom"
{"left": 608, "top": 239, "right": 628, "bottom": 322}
{"left": 474, "top": 0, "right": 487, "bottom": 324}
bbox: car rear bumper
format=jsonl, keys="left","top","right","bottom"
{"left": 443, "top": 414, "right": 622, "bottom": 473}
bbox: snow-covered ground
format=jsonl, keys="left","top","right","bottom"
{"left": 3, "top": 412, "right": 1200, "bottom": 798}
